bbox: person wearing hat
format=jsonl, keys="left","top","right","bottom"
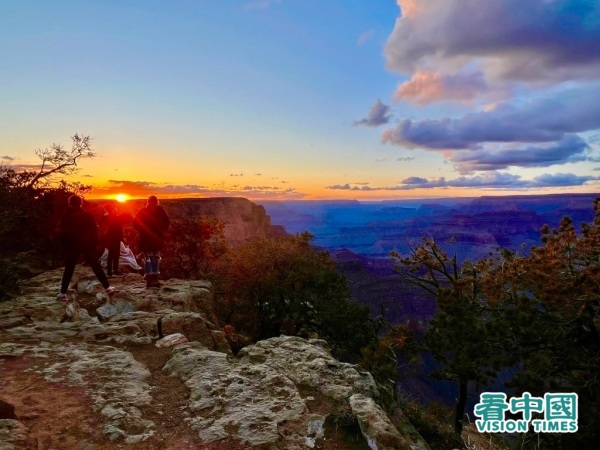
{"left": 57, "top": 195, "right": 115, "bottom": 301}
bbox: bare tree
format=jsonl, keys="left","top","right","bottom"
{"left": 26, "top": 134, "right": 94, "bottom": 188}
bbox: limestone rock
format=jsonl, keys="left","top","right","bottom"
{"left": 96, "top": 299, "right": 135, "bottom": 320}
{"left": 155, "top": 333, "right": 188, "bottom": 348}
{"left": 238, "top": 335, "right": 377, "bottom": 402}
{"left": 78, "top": 319, "right": 152, "bottom": 345}
{"left": 2, "top": 342, "right": 155, "bottom": 443}
{"left": 165, "top": 336, "right": 383, "bottom": 448}
{"left": 62, "top": 299, "right": 93, "bottom": 322}
{"left": 350, "top": 394, "right": 412, "bottom": 450}
{"left": 0, "top": 419, "right": 34, "bottom": 450}
{"left": 164, "top": 343, "right": 308, "bottom": 447}
{"left": 0, "top": 262, "right": 422, "bottom": 448}
{"left": 0, "top": 317, "right": 28, "bottom": 330}
{"left": 19, "top": 267, "right": 216, "bottom": 324}
{"left": 0, "top": 266, "right": 226, "bottom": 352}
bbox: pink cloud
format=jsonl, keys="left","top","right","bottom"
{"left": 394, "top": 71, "right": 489, "bottom": 105}
{"left": 397, "top": 0, "right": 420, "bottom": 18}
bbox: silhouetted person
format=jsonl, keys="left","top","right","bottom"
{"left": 57, "top": 195, "right": 115, "bottom": 301}
{"left": 102, "top": 203, "right": 131, "bottom": 276}
{"left": 132, "top": 195, "right": 170, "bottom": 281}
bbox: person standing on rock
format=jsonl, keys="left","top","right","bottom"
{"left": 132, "top": 195, "right": 170, "bottom": 286}
{"left": 101, "top": 203, "right": 131, "bottom": 276}
{"left": 57, "top": 195, "right": 115, "bottom": 301}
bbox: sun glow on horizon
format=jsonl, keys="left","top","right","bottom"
{"left": 115, "top": 193, "right": 129, "bottom": 203}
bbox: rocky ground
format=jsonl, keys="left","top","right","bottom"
{"left": 0, "top": 266, "right": 429, "bottom": 450}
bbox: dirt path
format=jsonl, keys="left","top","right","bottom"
{"left": 0, "top": 353, "right": 113, "bottom": 449}
{"left": 0, "top": 345, "right": 251, "bottom": 450}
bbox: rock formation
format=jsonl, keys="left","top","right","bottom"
{"left": 157, "top": 197, "right": 284, "bottom": 245}
{"left": 0, "top": 266, "right": 428, "bottom": 449}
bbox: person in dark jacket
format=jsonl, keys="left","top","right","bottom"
{"left": 57, "top": 195, "right": 115, "bottom": 301}
{"left": 132, "top": 195, "right": 170, "bottom": 278}
{"left": 102, "top": 203, "right": 131, "bottom": 276}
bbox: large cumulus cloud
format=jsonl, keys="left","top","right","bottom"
{"left": 385, "top": 0, "right": 600, "bottom": 86}
{"left": 356, "top": 0, "right": 600, "bottom": 187}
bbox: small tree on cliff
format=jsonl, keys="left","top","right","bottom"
{"left": 392, "top": 238, "right": 499, "bottom": 434}
{"left": 359, "top": 322, "right": 417, "bottom": 410}
{"left": 0, "top": 134, "right": 93, "bottom": 267}
{"left": 217, "top": 232, "right": 376, "bottom": 360}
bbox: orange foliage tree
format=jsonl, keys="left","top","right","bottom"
{"left": 394, "top": 200, "right": 600, "bottom": 446}
{"left": 482, "top": 200, "right": 600, "bottom": 448}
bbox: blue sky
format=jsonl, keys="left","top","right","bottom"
{"left": 1, "top": 0, "right": 599, "bottom": 199}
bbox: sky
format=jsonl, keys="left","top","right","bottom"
{"left": 1, "top": 0, "right": 600, "bottom": 201}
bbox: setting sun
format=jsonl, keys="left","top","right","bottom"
{"left": 115, "top": 193, "right": 128, "bottom": 203}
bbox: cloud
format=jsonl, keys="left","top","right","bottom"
{"left": 394, "top": 71, "right": 491, "bottom": 105}
{"left": 230, "top": 173, "right": 244, "bottom": 177}
{"left": 242, "top": 185, "right": 279, "bottom": 191}
{"left": 529, "top": 172, "right": 599, "bottom": 187}
{"left": 354, "top": 98, "right": 392, "bottom": 127}
{"left": 397, "top": 157, "right": 415, "bottom": 162}
{"left": 405, "top": 172, "right": 600, "bottom": 189}
{"left": 368, "top": 0, "right": 600, "bottom": 184}
{"left": 3, "top": 163, "right": 48, "bottom": 172}
{"left": 401, "top": 176, "right": 429, "bottom": 185}
{"left": 448, "top": 135, "right": 589, "bottom": 173}
{"left": 1, "top": 155, "right": 15, "bottom": 161}
{"left": 107, "top": 180, "right": 158, "bottom": 189}
{"left": 326, "top": 184, "right": 352, "bottom": 190}
{"left": 382, "top": 85, "right": 600, "bottom": 171}
{"left": 384, "top": 85, "right": 600, "bottom": 150}
{"left": 357, "top": 30, "right": 375, "bottom": 46}
{"left": 326, "top": 171, "right": 599, "bottom": 191}
{"left": 385, "top": 0, "right": 600, "bottom": 85}
{"left": 92, "top": 179, "right": 304, "bottom": 199}
{"left": 588, "top": 133, "right": 600, "bottom": 144}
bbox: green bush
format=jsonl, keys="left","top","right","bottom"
{"left": 215, "top": 232, "right": 377, "bottom": 360}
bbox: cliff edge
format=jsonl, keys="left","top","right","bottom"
{"left": 0, "top": 267, "right": 427, "bottom": 450}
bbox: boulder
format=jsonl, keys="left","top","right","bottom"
{"left": 238, "top": 335, "right": 377, "bottom": 402}
{"left": 350, "top": 394, "right": 412, "bottom": 450}
{"left": 165, "top": 336, "right": 382, "bottom": 448}
{"left": 158, "top": 312, "right": 216, "bottom": 349}
{"left": 0, "top": 419, "right": 34, "bottom": 450}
